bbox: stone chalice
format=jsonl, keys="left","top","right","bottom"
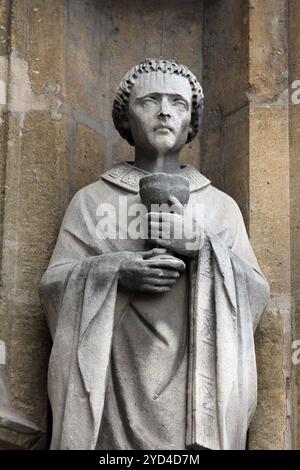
{"left": 139, "top": 173, "right": 190, "bottom": 250}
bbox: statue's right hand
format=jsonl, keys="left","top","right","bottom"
{"left": 118, "top": 248, "right": 186, "bottom": 294}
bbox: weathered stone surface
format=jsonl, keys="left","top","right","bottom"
{"left": 65, "top": 0, "right": 109, "bottom": 122}
{"left": 200, "top": 118, "right": 222, "bottom": 189}
{"left": 75, "top": 124, "right": 105, "bottom": 189}
{"left": 0, "top": 0, "right": 9, "bottom": 280}
{"left": 111, "top": 133, "right": 135, "bottom": 169}
{"left": 249, "top": 0, "right": 288, "bottom": 100}
{"left": 0, "top": 406, "right": 45, "bottom": 450}
{"left": 0, "top": 114, "right": 8, "bottom": 282}
{"left": 202, "top": 0, "right": 295, "bottom": 450}
{"left": 0, "top": 311, "right": 10, "bottom": 407}
{"left": 223, "top": 105, "right": 249, "bottom": 224}
{"left": 0, "top": 1, "right": 207, "bottom": 448}
{"left": 202, "top": 0, "right": 249, "bottom": 203}
{"left": 2, "top": 112, "right": 69, "bottom": 303}
{"left": 0, "top": 0, "right": 10, "bottom": 56}
{"left": 250, "top": 310, "right": 286, "bottom": 449}
{"left": 10, "top": 0, "right": 28, "bottom": 59}
{"left": 203, "top": 0, "right": 248, "bottom": 117}
{"left": 27, "top": 0, "right": 65, "bottom": 94}
{"left": 247, "top": 0, "right": 292, "bottom": 450}
{"left": 9, "top": 309, "right": 50, "bottom": 430}
{"left": 65, "top": 0, "right": 203, "bottom": 169}
{"left": 0, "top": 112, "right": 68, "bottom": 434}
{"left": 289, "top": 0, "right": 300, "bottom": 449}
{"left": 249, "top": 108, "right": 290, "bottom": 289}
{"left": 181, "top": 135, "right": 201, "bottom": 171}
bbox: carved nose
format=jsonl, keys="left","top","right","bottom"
{"left": 158, "top": 98, "right": 171, "bottom": 119}
{"left": 158, "top": 110, "right": 171, "bottom": 119}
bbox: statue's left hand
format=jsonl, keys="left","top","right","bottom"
{"left": 147, "top": 196, "right": 203, "bottom": 257}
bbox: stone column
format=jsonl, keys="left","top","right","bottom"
{"left": 247, "top": 0, "right": 294, "bottom": 450}
{"left": 289, "top": 0, "right": 300, "bottom": 450}
{"left": 202, "top": 0, "right": 296, "bottom": 449}
{"left": 0, "top": 0, "right": 11, "bottom": 423}
{"left": 0, "top": 0, "right": 68, "bottom": 449}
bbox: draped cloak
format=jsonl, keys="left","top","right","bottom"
{"left": 39, "top": 162, "right": 270, "bottom": 450}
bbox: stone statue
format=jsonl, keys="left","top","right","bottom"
{"left": 39, "top": 59, "right": 270, "bottom": 450}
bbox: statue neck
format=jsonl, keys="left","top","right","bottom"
{"left": 133, "top": 147, "right": 181, "bottom": 174}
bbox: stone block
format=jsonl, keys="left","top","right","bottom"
{"left": 10, "top": 0, "right": 28, "bottom": 59}
{"left": 203, "top": 0, "right": 248, "bottom": 116}
{"left": 289, "top": 0, "right": 300, "bottom": 449}
{"left": 9, "top": 307, "right": 50, "bottom": 431}
{"left": 289, "top": 0, "right": 300, "bottom": 76}
{"left": 0, "top": 111, "right": 68, "bottom": 436}
{"left": 65, "top": 0, "right": 203, "bottom": 169}
{"left": 0, "top": 112, "right": 7, "bottom": 272}
{"left": 0, "top": 0, "right": 10, "bottom": 56}
{"left": 0, "top": 406, "right": 45, "bottom": 450}
{"left": 27, "top": 0, "right": 65, "bottom": 94}
{"left": 181, "top": 135, "right": 201, "bottom": 170}
{"left": 249, "top": 309, "right": 286, "bottom": 449}
{"left": 249, "top": 0, "right": 288, "bottom": 100}
{"left": 75, "top": 123, "right": 105, "bottom": 190}
{"left": 222, "top": 105, "right": 249, "bottom": 223}
{"left": 0, "top": 112, "right": 69, "bottom": 307}
{"left": 249, "top": 107, "right": 290, "bottom": 291}
{"left": 201, "top": 119, "right": 223, "bottom": 189}
{"left": 111, "top": 132, "right": 135, "bottom": 170}
{"left": 65, "top": 0, "right": 107, "bottom": 122}
{"left": 224, "top": 156, "right": 249, "bottom": 225}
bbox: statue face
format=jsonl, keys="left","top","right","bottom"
{"left": 127, "top": 71, "right": 192, "bottom": 153}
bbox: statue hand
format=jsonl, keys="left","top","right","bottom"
{"left": 147, "top": 196, "right": 203, "bottom": 257}
{"left": 118, "top": 247, "right": 185, "bottom": 294}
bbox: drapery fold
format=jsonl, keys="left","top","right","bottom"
{"left": 187, "top": 234, "right": 269, "bottom": 450}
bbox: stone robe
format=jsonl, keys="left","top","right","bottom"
{"left": 39, "top": 162, "right": 269, "bottom": 450}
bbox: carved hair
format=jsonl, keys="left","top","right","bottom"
{"left": 112, "top": 58, "right": 204, "bottom": 146}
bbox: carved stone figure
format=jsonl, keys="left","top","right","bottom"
{"left": 39, "top": 59, "right": 270, "bottom": 450}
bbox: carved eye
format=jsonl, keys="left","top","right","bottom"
{"left": 173, "top": 99, "right": 188, "bottom": 109}
{"left": 142, "top": 96, "right": 158, "bottom": 105}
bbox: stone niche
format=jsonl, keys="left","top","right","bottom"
{"left": 0, "top": 0, "right": 298, "bottom": 449}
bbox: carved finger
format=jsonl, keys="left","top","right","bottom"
{"left": 142, "top": 277, "right": 177, "bottom": 286}
{"left": 139, "top": 284, "right": 171, "bottom": 293}
{"left": 144, "top": 268, "right": 180, "bottom": 278}
{"left": 141, "top": 248, "right": 167, "bottom": 259}
{"left": 145, "top": 258, "right": 186, "bottom": 272}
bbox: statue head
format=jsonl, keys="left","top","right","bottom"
{"left": 112, "top": 59, "right": 204, "bottom": 150}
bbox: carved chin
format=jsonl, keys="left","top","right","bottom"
{"left": 151, "top": 136, "right": 176, "bottom": 151}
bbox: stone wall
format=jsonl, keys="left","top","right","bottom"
{"left": 0, "top": 0, "right": 298, "bottom": 450}
{"left": 202, "top": 0, "right": 249, "bottom": 222}
{"left": 0, "top": 0, "right": 204, "bottom": 448}
{"left": 289, "top": 0, "right": 300, "bottom": 450}
{"left": 202, "top": 0, "right": 298, "bottom": 449}
{"left": 248, "top": 0, "right": 293, "bottom": 449}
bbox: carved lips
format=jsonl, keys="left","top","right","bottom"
{"left": 154, "top": 125, "right": 174, "bottom": 133}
